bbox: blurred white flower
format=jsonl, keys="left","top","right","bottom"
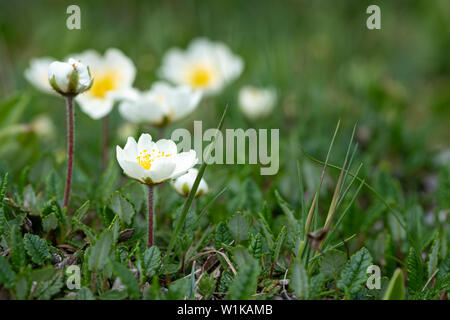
{"left": 48, "top": 58, "right": 93, "bottom": 96}
{"left": 171, "top": 168, "right": 209, "bottom": 197}
{"left": 158, "top": 38, "right": 243, "bottom": 95}
{"left": 119, "top": 82, "right": 202, "bottom": 126}
{"left": 24, "top": 57, "right": 55, "bottom": 94}
{"left": 70, "top": 48, "right": 136, "bottom": 119}
{"left": 238, "top": 86, "right": 277, "bottom": 119}
{"left": 116, "top": 133, "right": 197, "bottom": 185}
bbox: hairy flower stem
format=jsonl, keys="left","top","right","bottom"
{"left": 63, "top": 96, "right": 74, "bottom": 208}
{"left": 147, "top": 184, "right": 154, "bottom": 248}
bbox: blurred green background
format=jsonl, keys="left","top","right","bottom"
{"left": 0, "top": 0, "right": 449, "bottom": 208}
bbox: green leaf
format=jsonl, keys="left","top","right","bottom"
{"left": 97, "top": 160, "right": 119, "bottom": 203}
{"left": 10, "top": 224, "right": 26, "bottom": 271}
{"left": 42, "top": 212, "right": 58, "bottom": 232}
{"left": 88, "top": 231, "right": 113, "bottom": 271}
{"left": 73, "top": 200, "right": 90, "bottom": 222}
{"left": 427, "top": 235, "right": 440, "bottom": 278}
{"left": 290, "top": 259, "right": 309, "bottom": 299}
{"left": 99, "top": 290, "right": 128, "bottom": 300}
{"left": 23, "top": 233, "right": 51, "bottom": 266}
{"left": 227, "top": 213, "right": 251, "bottom": 243}
{"left": 0, "top": 256, "right": 16, "bottom": 289}
{"left": 384, "top": 233, "right": 397, "bottom": 277}
{"left": 382, "top": 268, "right": 405, "bottom": 300}
{"left": 338, "top": 247, "right": 373, "bottom": 294}
{"left": 77, "top": 287, "right": 95, "bottom": 300}
{"left": 275, "top": 190, "right": 297, "bottom": 223}
{"left": 141, "top": 245, "right": 161, "bottom": 278}
{"left": 248, "top": 232, "right": 263, "bottom": 259}
{"left": 227, "top": 258, "right": 260, "bottom": 300}
{"left": 198, "top": 273, "right": 216, "bottom": 300}
{"left": 110, "top": 260, "right": 140, "bottom": 300}
{"left": 215, "top": 221, "right": 233, "bottom": 249}
{"left": 272, "top": 226, "right": 287, "bottom": 263}
{"left": 109, "top": 192, "right": 136, "bottom": 226}
{"left": 320, "top": 249, "right": 346, "bottom": 280}
{"left": 35, "top": 272, "right": 63, "bottom": 300}
{"left": 407, "top": 247, "right": 424, "bottom": 295}
{"left": 14, "top": 274, "right": 29, "bottom": 299}
{"left": 167, "top": 278, "right": 190, "bottom": 300}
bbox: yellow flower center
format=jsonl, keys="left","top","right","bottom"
{"left": 188, "top": 66, "right": 213, "bottom": 88}
{"left": 89, "top": 70, "right": 120, "bottom": 98}
{"left": 136, "top": 149, "right": 172, "bottom": 170}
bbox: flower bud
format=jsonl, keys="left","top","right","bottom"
{"left": 171, "top": 168, "right": 209, "bottom": 197}
{"left": 48, "top": 58, "right": 93, "bottom": 96}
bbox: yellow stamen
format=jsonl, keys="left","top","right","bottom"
{"left": 136, "top": 149, "right": 172, "bottom": 170}
{"left": 89, "top": 70, "right": 120, "bottom": 98}
{"left": 188, "top": 67, "right": 212, "bottom": 88}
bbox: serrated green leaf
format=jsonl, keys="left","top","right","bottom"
{"left": 77, "top": 287, "right": 95, "bottom": 300}
{"left": 227, "top": 213, "right": 250, "bottom": 243}
{"left": 427, "top": 235, "right": 440, "bottom": 278}
{"left": 275, "top": 190, "right": 296, "bottom": 224}
{"left": 109, "top": 192, "right": 135, "bottom": 226}
{"left": 10, "top": 224, "right": 26, "bottom": 271}
{"left": 42, "top": 212, "right": 58, "bottom": 232}
{"left": 73, "top": 200, "right": 90, "bottom": 222}
{"left": 24, "top": 233, "right": 51, "bottom": 265}
{"left": 382, "top": 268, "right": 405, "bottom": 300}
{"left": 248, "top": 232, "right": 263, "bottom": 259}
{"left": 110, "top": 260, "right": 140, "bottom": 299}
{"left": 338, "top": 247, "right": 373, "bottom": 294}
{"left": 290, "top": 259, "right": 309, "bottom": 299}
{"left": 320, "top": 249, "right": 346, "bottom": 280}
{"left": 215, "top": 221, "right": 233, "bottom": 249}
{"left": 198, "top": 273, "right": 216, "bottom": 300}
{"left": 407, "top": 247, "right": 424, "bottom": 295}
{"left": 227, "top": 258, "right": 260, "bottom": 300}
{"left": 88, "top": 231, "right": 113, "bottom": 271}
{"left": 272, "top": 226, "right": 286, "bottom": 263}
{"left": 142, "top": 245, "right": 161, "bottom": 278}
{"left": 0, "top": 256, "right": 16, "bottom": 289}
{"left": 35, "top": 272, "right": 63, "bottom": 300}
{"left": 167, "top": 278, "right": 190, "bottom": 300}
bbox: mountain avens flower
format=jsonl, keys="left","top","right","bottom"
{"left": 48, "top": 58, "right": 93, "bottom": 96}
{"left": 158, "top": 38, "right": 243, "bottom": 95}
{"left": 118, "top": 82, "right": 202, "bottom": 126}
{"left": 24, "top": 57, "right": 56, "bottom": 94}
{"left": 48, "top": 58, "right": 94, "bottom": 208}
{"left": 69, "top": 48, "right": 136, "bottom": 119}
{"left": 171, "top": 168, "right": 209, "bottom": 197}
{"left": 116, "top": 133, "right": 198, "bottom": 247}
{"left": 238, "top": 86, "right": 277, "bottom": 119}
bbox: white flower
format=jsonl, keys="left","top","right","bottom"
{"left": 70, "top": 48, "right": 136, "bottom": 119}
{"left": 118, "top": 81, "right": 202, "bottom": 126}
{"left": 171, "top": 168, "right": 209, "bottom": 197}
{"left": 24, "top": 57, "right": 56, "bottom": 94}
{"left": 158, "top": 38, "right": 243, "bottom": 95}
{"left": 48, "top": 58, "right": 93, "bottom": 96}
{"left": 116, "top": 133, "right": 198, "bottom": 185}
{"left": 238, "top": 86, "right": 277, "bottom": 119}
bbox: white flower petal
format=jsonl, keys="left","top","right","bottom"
{"left": 171, "top": 150, "right": 198, "bottom": 178}
{"left": 156, "top": 139, "right": 177, "bottom": 155}
{"left": 75, "top": 95, "right": 114, "bottom": 120}
{"left": 137, "top": 133, "right": 154, "bottom": 152}
{"left": 147, "top": 158, "right": 176, "bottom": 183}
{"left": 24, "top": 57, "right": 55, "bottom": 94}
